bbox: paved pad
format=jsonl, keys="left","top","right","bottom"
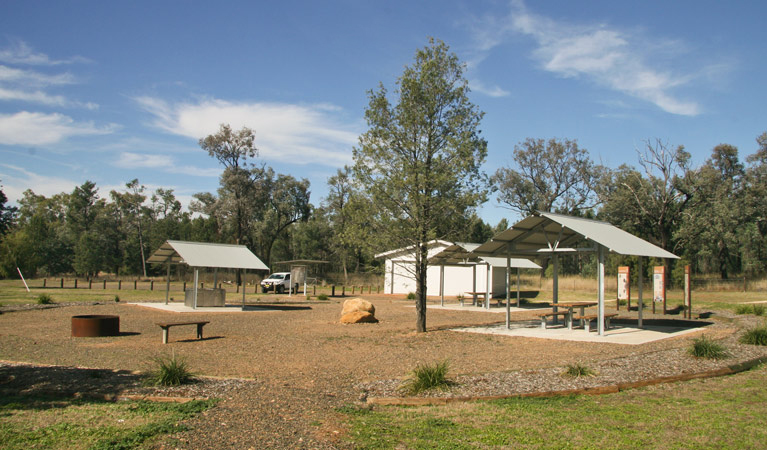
{"left": 128, "top": 302, "right": 275, "bottom": 313}
{"left": 451, "top": 320, "right": 706, "bottom": 345}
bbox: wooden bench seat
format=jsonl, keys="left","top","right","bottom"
{"left": 574, "top": 313, "right": 618, "bottom": 332}
{"left": 538, "top": 311, "right": 572, "bottom": 329}
{"left": 156, "top": 321, "right": 210, "bottom": 344}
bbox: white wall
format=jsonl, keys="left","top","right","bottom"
{"left": 384, "top": 259, "right": 499, "bottom": 297}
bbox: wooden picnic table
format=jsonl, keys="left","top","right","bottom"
{"left": 550, "top": 301, "right": 598, "bottom": 318}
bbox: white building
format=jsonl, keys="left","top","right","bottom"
{"left": 376, "top": 240, "right": 541, "bottom": 297}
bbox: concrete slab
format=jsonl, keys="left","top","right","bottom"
{"left": 451, "top": 320, "right": 707, "bottom": 345}
{"left": 127, "top": 302, "right": 277, "bottom": 313}
{"left": 425, "top": 304, "right": 549, "bottom": 314}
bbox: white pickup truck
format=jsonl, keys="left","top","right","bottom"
{"left": 260, "top": 272, "right": 292, "bottom": 294}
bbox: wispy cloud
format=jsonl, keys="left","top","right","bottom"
{"left": 0, "top": 111, "right": 116, "bottom": 146}
{"left": 115, "top": 151, "right": 220, "bottom": 177}
{"left": 0, "top": 39, "right": 90, "bottom": 66}
{"left": 0, "top": 41, "right": 97, "bottom": 109}
{"left": 0, "top": 163, "right": 82, "bottom": 202}
{"left": 469, "top": 79, "right": 510, "bottom": 98}
{"left": 469, "top": 0, "right": 707, "bottom": 116}
{"left": 135, "top": 97, "right": 359, "bottom": 166}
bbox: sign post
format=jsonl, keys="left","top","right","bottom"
{"left": 617, "top": 266, "right": 630, "bottom": 311}
{"left": 653, "top": 266, "right": 666, "bottom": 315}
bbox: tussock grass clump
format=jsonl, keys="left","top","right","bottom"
{"left": 739, "top": 324, "right": 767, "bottom": 346}
{"left": 36, "top": 294, "right": 54, "bottom": 305}
{"left": 146, "top": 353, "right": 194, "bottom": 386}
{"left": 406, "top": 292, "right": 416, "bottom": 300}
{"left": 400, "top": 360, "right": 451, "bottom": 395}
{"left": 563, "top": 363, "right": 595, "bottom": 377}
{"left": 735, "top": 304, "right": 751, "bottom": 314}
{"left": 317, "top": 294, "right": 329, "bottom": 301}
{"left": 688, "top": 335, "right": 728, "bottom": 359}
{"left": 114, "top": 295, "right": 120, "bottom": 303}
{"left": 753, "top": 304, "right": 765, "bottom": 316}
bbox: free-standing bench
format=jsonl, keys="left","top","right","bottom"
{"left": 575, "top": 313, "right": 618, "bottom": 332}
{"left": 156, "top": 321, "right": 209, "bottom": 344}
{"left": 538, "top": 311, "right": 572, "bottom": 329}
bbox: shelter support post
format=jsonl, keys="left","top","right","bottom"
{"left": 213, "top": 268, "right": 218, "bottom": 290}
{"left": 598, "top": 245, "right": 605, "bottom": 336}
{"left": 638, "top": 258, "right": 643, "bottom": 328}
{"left": 516, "top": 268, "right": 521, "bottom": 308}
{"left": 193, "top": 268, "right": 199, "bottom": 310}
{"left": 552, "top": 254, "right": 559, "bottom": 323}
{"left": 472, "top": 265, "right": 477, "bottom": 306}
{"left": 506, "top": 257, "right": 511, "bottom": 328}
{"left": 440, "top": 264, "right": 445, "bottom": 307}
{"left": 485, "top": 263, "right": 491, "bottom": 309}
{"left": 242, "top": 271, "right": 246, "bottom": 307}
{"left": 165, "top": 261, "right": 171, "bottom": 305}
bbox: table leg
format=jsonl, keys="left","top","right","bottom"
{"left": 196, "top": 323, "right": 204, "bottom": 340}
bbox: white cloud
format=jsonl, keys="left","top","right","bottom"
{"left": 0, "top": 163, "right": 82, "bottom": 203}
{"left": 469, "top": 79, "right": 510, "bottom": 98}
{"left": 0, "top": 111, "right": 116, "bottom": 146}
{"left": 0, "top": 39, "right": 89, "bottom": 66}
{"left": 114, "top": 151, "right": 221, "bottom": 177}
{"left": 470, "top": 1, "right": 704, "bottom": 116}
{"left": 135, "top": 97, "right": 358, "bottom": 166}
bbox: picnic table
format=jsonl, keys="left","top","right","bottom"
{"left": 550, "top": 301, "right": 598, "bottom": 318}
{"left": 464, "top": 291, "right": 488, "bottom": 308}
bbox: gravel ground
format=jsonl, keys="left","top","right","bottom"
{"left": 1, "top": 297, "right": 765, "bottom": 449}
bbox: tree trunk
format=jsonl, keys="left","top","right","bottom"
{"left": 415, "top": 240, "right": 428, "bottom": 333}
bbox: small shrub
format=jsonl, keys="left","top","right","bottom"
{"left": 317, "top": 294, "right": 329, "bottom": 301}
{"left": 753, "top": 304, "right": 765, "bottom": 316}
{"left": 617, "top": 299, "right": 627, "bottom": 306}
{"left": 735, "top": 304, "right": 752, "bottom": 315}
{"left": 114, "top": 295, "right": 120, "bottom": 303}
{"left": 688, "top": 335, "right": 727, "bottom": 359}
{"left": 406, "top": 292, "right": 416, "bottom": 300}
{"left": 739, "top": 324, "right": 767, "bottom": 346}
{"left": 563, "top": 363, "right": 595, "bottom": 377}
{"left": 146, "top": 353, "right": 194, "bottom": 386}
{"left": 36, "top": 294, "right": 54, "bottom": 305}
{"left": 400, "top": 360, "right": 451, "bottom": 395}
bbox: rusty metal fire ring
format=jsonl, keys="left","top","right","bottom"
{"left": 71, "top": 315, "right": 120, "bottom": 337}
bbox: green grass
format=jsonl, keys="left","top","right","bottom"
{"left": 36, "top": 293, "right": 54, "bottom": 304}
{"left": 736, "top": 304, "right": 765, "bottom": 316}
{"left": 406, "top": 292, "right": 416, "bottom": 300}
{"left": 688, "top": 335, "right": 728, "bottom": 359}
{"left": 562, "top": 363, "right": 596, "bottom": 377}
{"left": 341, "top": 364, "right": 767, "bottom": 450}
{"left": 739, "top": 324, "right": 767, "bottom": 346}
{"left": 317, "top": 293, "right": 329, "bottom": 300}
{"left": 146, "top": 353, "right": 194, "bottom": 386}
{"left": 400, "top": 360, "right": 452, "bottom": 395}
{"left": 0, "top": 395, "right": 216, "bottom": 450}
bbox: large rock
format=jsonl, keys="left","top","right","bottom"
{"left": 341, "top": 298, "right": 375, "bottom": 316}
{"left": 340, "top": 310, "right": 379, "bottom": 324}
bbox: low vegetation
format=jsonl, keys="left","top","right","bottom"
{"left": 562, "top": 363, "right": 596, "bottom": 377}
{"left": 317, "top": 293, "right": 329, "bottom": 300}
{"left": 406, "top": 292, "right": 416, "bottom": 300}
{"left": 36, "top": 293, "right": 53, "bottom": 304}
{"left": 736, "top": 304, "right": 765, "bottom": 316}
{"left": 400, "top": 360, "right": 452, "bottom": 395}
{"left": 0, "top": 395, "right": 216, "bottom": 450}
{"left": 739, "top": 323, "right": 767, "bottom": 346}
{"left": 146, "top": 353, "right": 194, "bottom": 386}
{"left": 688, "top": 335, "right": 728, "bottom": 359}
{"left": 342, "top": 364, "right": 767, "bottom": 449}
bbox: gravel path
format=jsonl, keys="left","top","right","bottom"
{"left": 1, "top": 297, "right": 765, "bottom": 449}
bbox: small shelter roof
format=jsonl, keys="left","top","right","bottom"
{"left": 474, "top": 212, "right": 678, "bottom": 259}
{"left": 147, "top": 240, "right": 269, "bottom": 271}
{"left": 430, "top": 242, "right": 541, "bottom": 269}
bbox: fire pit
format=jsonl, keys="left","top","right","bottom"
{"left": 71, "top": 315, "right": 120, "bottom": 337}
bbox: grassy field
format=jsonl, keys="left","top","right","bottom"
{"left": 0, "top": 395, "right": 216, "bottom": 450}
{"left": 340, "top": 363, "right": 767, "bottom": 450}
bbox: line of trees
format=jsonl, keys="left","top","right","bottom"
{"left": 1, "top": 39, "right": 766, "bottom": 305}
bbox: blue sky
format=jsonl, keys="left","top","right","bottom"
{"left": 1, "top": 0, "right": 765, "bottom": 226}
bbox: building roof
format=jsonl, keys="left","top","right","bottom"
{"left": 429, "top": 242, "right": 542, "bottom": 269}
{"left": 474, "top": 212, "right": 678, "bottom": 259}
{"left": 146, "top": 240, "right": 270, "bottom": 271}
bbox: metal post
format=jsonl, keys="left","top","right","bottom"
{"left": 242, "top": 271, "right": 246, "bottom": 307}
{"left": 552, "top": 254, "right": 559, "bottom": 323}
{"left": 193, "top": 268, "right": 199, "bottom": 309}
{"left": 516, "top": 268, "right": 521, "bottom": 308}
{"left": 638, "top": 258, "right": 643, "bottom": 328}
{"left": 439, "top": 264, "right": 445, "bottom": 307}
{"left": 598, "top": 246, "right": 605, "bottom": 336}
{"left": 485, "top": 262, "right": 491, "bottom": 309}
{"left": 506, "top": 257, "right": 511, "bottom": 329}
{"left": 472, "top": 265, "right": 477, "bottom": 306}
{"left": 165, "top": 262, "right": 171, "bottom": 304}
